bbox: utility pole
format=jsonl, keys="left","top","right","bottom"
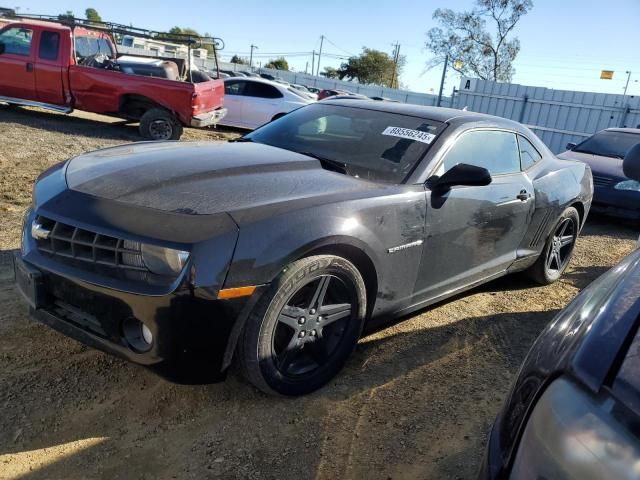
{"left": 249, "top": 44, "right": 258, "bottom": 71}
{"left": 623, "top": 70, "right": 632, "bottom": 97}
{"left": 390, "top": 42, "right": 400, "bottom": 89}
{"left": 316, "top": 35, "right": 324, "bottom": 76}
{"left": 437, "top": 54, "right": 449, "bottom": 107}
{"left": 311, "top": 50, "right": 316, "bottom": 77}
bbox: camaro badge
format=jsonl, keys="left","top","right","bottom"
{"left": 387, "top": 240, "right": 424, "bottom": 254}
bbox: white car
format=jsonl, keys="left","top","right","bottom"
{"left": 220, "top": 78, "right": 313, "bottom": 129}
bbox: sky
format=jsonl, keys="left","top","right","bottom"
{"left": 10, "top": 0, "right": 640, "bottom": 97}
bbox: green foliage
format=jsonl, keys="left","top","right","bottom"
{"left": 321, "top": 66, "right": 339, "bottom": 79}
{"left": 161, "top": 26, "right": 214, "bottom": 55}
{"left": 336, "top": 48, "right": 405, "bottom": 87}
{"left": 425, "top": 0, "right": 533, "bottom": 82}
{"left": 84, "top": 8, "right": 102, "bottom": 24}
{"left": 264, "top": 57, "right": 289, "bottom": 71}
{"left": 230, "top": 55, "right": 248, "bottom": 65}
{"left": 58, "top": 10, "right": 74, "bottom": 22}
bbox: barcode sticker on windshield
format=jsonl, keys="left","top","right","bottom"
{"left": 382, "top": 126, "right": 435, "bottom": 144}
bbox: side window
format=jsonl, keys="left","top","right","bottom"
{"left": 440, "top": 130, "right": 520, "bottom": 176}
{"left": 224, "top": 80, "right": 246, "bottom": 95}
{"left": 0, "top": 27, "right": 33, "bottom": 56}
{"left": 39, "top": 31, "right": 60, "bottom": 60}
{"left": 518, "top": 135, "right": 542, "bottom": 170}
{"left": 245, "top": 81, "right": 283, "bottom": 99}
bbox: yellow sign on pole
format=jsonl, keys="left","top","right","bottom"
{"left": 600, "top": 70, "right": 614, "bottom": 80}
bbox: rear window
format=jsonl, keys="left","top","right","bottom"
{"left": 75, "top": 35, "right": 113, "bottom": 59}
{"left": 573, "top": 131, "right": 640, "bottom": 159}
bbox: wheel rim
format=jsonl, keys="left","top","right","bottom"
{"left": 149, "top": 119, "right": 173, "bottom": 140}
{"left": 546, "top": 217, "right": 577, "bottom": 274}
{"left": 271, "top": 274, "right": 356, "bottom": 378}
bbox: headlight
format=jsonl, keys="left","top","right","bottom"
{"left": 140, "top": 244, "right": 189, "bottom": 276}
{"left": 614, "top": 180, "right": 640, "bottom": 191}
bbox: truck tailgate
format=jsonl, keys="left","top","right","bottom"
{"left": 192, "top": 79, "right": 224, "bottom": 115}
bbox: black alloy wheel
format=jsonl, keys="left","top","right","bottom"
{"left": 238, "top": 255, "right": 366, "bottom": 396}
{"left": 527, "top": 206, "right": 580, "bottom": 285}
{"left": 272, "top": 274, "right": 354, "bottom": 377}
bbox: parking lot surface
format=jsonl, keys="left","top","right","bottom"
{"left": 0, "top": 106, "right": 637, "bottom": 479}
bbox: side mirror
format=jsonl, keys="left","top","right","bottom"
{"left": 0, "top": 42, "right": 5, "bottom": 55}
{"left": 429, "top": 163, "right": 492, "bottom": 191}
{"left": 623, "top": 143, "right": 640, "bottom": 181}
{"left": 566, "top": 142, "right": 577, "bottom": 151}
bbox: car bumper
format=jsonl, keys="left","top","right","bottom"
{"left": 13, "top": 253, "right": 260, "bottom": 382}
{"left": 190, "top": 108, "right": 228, "bottom": 128}
{"left": 592, "top": 188, "right": 640, "bottom": 220}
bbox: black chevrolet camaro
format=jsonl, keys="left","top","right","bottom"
{"left": 14, "top": 100, "right": 593, "bottom": 395}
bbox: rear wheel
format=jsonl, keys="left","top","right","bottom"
{"left": 139, "top": 108, "right": 183, "bottom": 141}
{"left": 526, "top": 206, "right": 580, "bottom": 285}
{"left": 238, "top": 255, "right": 366, "bottom": 396}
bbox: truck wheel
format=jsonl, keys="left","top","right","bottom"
{"left": 237, "top": 255, "right": 367, "bottom": 396}
{"left": 139, "top": 108, "right": 183, "bottom": 141}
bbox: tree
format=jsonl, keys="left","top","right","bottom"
{"left": 85, "top": 8, "right": 102, "bottom": 24}
{"left": 425, "top": 0, "right": 533, "bottom": 82}
{"left": 58, "top": 10, "right": 74, "bottom": 22}
{"left": 321, "top": 66, "right": 339, "bottom": 79}
{"left": 264, "top": 57, "right": 289, "bottom": 71}
{"left": 336, "top": 48, "right": 405, "bottom": 87}
{"left": 162, "top": 27, "right": 214, "bottom": 56}
{"left": 230, "top": 55, "right": 248, "bottom": 65}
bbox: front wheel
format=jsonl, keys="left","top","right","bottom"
{"left": 139, "top": 108, "right": 183, "bottom": 140}
{"left": 237, "top": 255, "right": 366, "bottom": 396}
{"left": 526, "top": 206, "right": 580, "bottom": 285}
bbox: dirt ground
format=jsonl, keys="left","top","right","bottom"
{"left": 0, "top": 106, "right": 638, "bottom": 480}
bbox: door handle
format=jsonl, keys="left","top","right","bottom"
{"left": 26, "top": 62, "right": 33, "bottom": 72}
{"left": 516, "top": 189, "right": 530, "bottom": 201}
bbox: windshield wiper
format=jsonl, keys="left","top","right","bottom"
{"left": 230, "top": 137, "right": 254, "bottom": 143}
{"left": 296, "top": 151, "right": 349, "bottom": 175}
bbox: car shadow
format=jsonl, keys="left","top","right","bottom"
{"left": 0, "top": 104, "right": 245, "bottom": 142}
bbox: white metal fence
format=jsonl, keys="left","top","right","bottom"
{"left": 116, "top": 46, "right": 639, "bottom": 153}
{"left": 453, "top": 78, "right": 640, "bottom": 153}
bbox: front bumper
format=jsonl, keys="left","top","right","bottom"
{"left": 190, "top": 108, "right": 228, "bottom": 128}
{"left": 13, "top": 253, "right": 258, "bottom": 382}
{"left": 592, "top": 187, "right": 640, "bottom": 220}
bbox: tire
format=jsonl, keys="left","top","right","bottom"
{"left": 526, "top": 206, "right": 580, "bottom": 285}
{"left": 237, "top": 255, "right": 366, "bottom": 396}
{"left": 139, "top": 108, "right": 183, "bottom": 141}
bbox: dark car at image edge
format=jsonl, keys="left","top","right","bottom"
{"left": 14, "top": 100, "right": 593, "bottom": 396}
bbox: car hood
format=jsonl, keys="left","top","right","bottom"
{"left": 65, "top": 141, "right": 376, "bottom": 216}
{"left": 557, "top": 150, "right": 626, "bottom": 179}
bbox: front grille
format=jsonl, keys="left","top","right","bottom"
{"left": 592, "top": 175, "right": 615, "bottom": 188}
{"left": 35, "top": 216, "right": 148, "bottom": 274}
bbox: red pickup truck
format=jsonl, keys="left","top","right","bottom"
{"left": 0, "top": 18, "right": 226, "bottom": 140}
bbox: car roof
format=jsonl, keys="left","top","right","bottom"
{"left": 603, "top": 128, "right": 640, "bottom": 134}
{"left": 322, "top": 98, "right": 517, "bottom": 125}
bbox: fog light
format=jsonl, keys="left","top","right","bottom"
{"left": 123, "top": 317, "right": 153, "bottom": 353}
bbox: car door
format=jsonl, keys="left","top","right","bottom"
{"left": 222, "top": 79, "right": 247, "bottom": 127}
{"left": 34, "top": 30, "right": 65, "bottom": 105}
{"left": 413, "top": 129, "right": 535, "bottom": 302}
{"left": 242, "top": 81, "right": 283, "bottom": 129}
{"left": 0, "top": 25, "right": 37, "bottom": 100}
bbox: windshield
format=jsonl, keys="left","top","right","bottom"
{"left": 573, "top": 131, "right": 640, "bottom": 159}
{"left": 245, "top": 103, "right": 443, "bottom": 184}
